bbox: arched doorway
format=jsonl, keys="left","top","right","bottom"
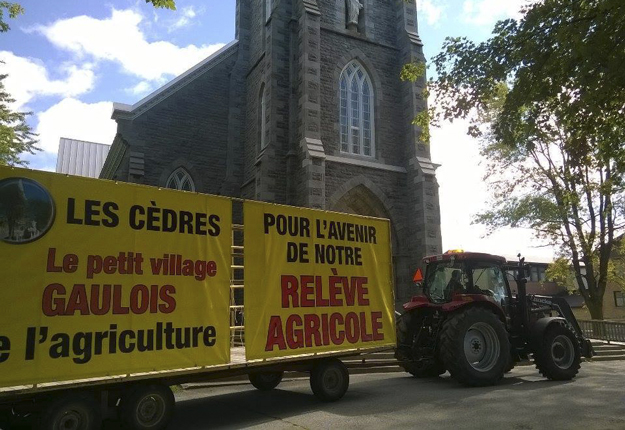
{"left": 329, "top": 182, "right": 408, "bottom": 308}
{"left": 332, "top": 184, "right": 389, "bottom": 219}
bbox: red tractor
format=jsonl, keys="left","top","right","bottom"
{"left": 395, "top": 251, "right": 593, "bottom": 386}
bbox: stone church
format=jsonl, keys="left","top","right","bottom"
{"left": 100, "top": 0, "right": 442, "bottom": 305}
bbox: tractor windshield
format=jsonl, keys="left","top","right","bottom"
{"left": 425, "top": 260, "right": 468, "bottom": 303}
{"left": 424, "top": 260, "right": 510, "bottom": 305}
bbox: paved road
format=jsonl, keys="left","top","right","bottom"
{"left": 160, "top": 361, "right": 625, "bottom": 430}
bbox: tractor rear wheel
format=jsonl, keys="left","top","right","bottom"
{"left": 396, "top": 311, "right": 445, "bottom": 378}
{"left": 439, "top": 307, "right": 510, "bottom": 387}
{"left": 533, "top": 321, "right": 581, "bottom": 380}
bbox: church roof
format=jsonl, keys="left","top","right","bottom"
{"left": 112, "top": 40, "right": 239, "bottom": 121}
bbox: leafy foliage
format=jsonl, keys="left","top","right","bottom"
{"left": 146, "top": 0, "right": 176, "bottom": 10}
{"left": 546, "top": 258, "right": 577, "bottom": 292}
{"left": 0, "top": 2, "right": 23, "bottom": 32}
{"left": 0, "top": 75, "right": 38, "bottom": 166}
{"left": 427, "top": 0, "right": 625, "bottom": 319}
{"left": 0, "top": 2, "right": 38, "bottom": 166}
{"left": 400, "top": 61, "right": 432, "bottom": 144}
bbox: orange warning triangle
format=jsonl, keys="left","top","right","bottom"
{"left": 413, "top": 268, "right": 423, "bottom": 282}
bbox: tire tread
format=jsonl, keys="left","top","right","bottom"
{"left": 533, "top": 320, "right": 581, "bottom": 381}
{"left": 439, "top": 307, "right": 510, "bottom": 387}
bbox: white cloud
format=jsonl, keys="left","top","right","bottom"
{"left": 462, "top": 0, "right": 535, "bottom": 25}
{"left": 0, "top": 51, "right": 95, "bottom": 110}
{"left": 127, "top": 81, "right": 154, "bottom": 97}
{"left": 417, "top": 0, "right": 445, "bottom": 26}
{"left": 36, "top": 9, "right": 225, "bottom": 83}
{"left": 169, "top": 6, "right": 198, "bottom": 32}
{"left": 35, "top": 98, "right": 117, "bottom": 154}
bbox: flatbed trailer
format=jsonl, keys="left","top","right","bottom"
{"left": 0, "top": 167, "right": 396, "bottom": 429}
{"left": 0, "top": 345, "right": 389, "bottom": 399}
{"left": 0, "top": 345, "right": 391, "bottom": 428}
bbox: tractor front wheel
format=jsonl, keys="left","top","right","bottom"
{"left": 439, "top": 307, "right": 510, "bottom": 387}
{"left": 533, "top": 321, "right": 581, "bottom": 380}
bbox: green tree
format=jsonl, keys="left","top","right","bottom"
{"left": 0, "top": 75, "right": 37, "bottom": 166}
{"left": 408, "top": 0, "right": 625, "bottom": 319}
{"left": 0, "top": 2, "right": 22, "bottom": 32}
{"left": 146, "top": 0, "right": 176, "bottom": 10}
{"left": 0, "top": 2, "right": 38, "bottom": 166}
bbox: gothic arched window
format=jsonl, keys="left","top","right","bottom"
{"left": 166, "top": 167, "right": 195, "bottom": 192}
{"left": 340, "top": 61, "right": 374, "bottom": 157}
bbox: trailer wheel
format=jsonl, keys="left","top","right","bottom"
{"left": 249, "top": 371, "right": 284, "bottom": 391}
{"left": 310, "top": 359, "right": 349, "bottom": 402}
{"left": 39, "top": 393, "right": 101, "bottom": 430}
{"left": 534, "top": 321, "right": 581, "bottom": 381}
{"left": 439, "top": 307, "right": 510, "bottom": 387}
{"left": 120, "top": 384, "right": 174, "bottom": 430}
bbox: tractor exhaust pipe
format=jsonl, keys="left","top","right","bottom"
{"left": 516, "top": 254, "right": 530, "bottom": 330}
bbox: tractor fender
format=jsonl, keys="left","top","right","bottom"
{"left": 442, "top": 299, "right": 507, "bottom": 323}
{"left": 529, "top": 317, "right": 567, "bottom": 346}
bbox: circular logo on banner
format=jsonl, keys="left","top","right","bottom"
{"left": 0, "top": 177, "right": 55, "bottom": 244}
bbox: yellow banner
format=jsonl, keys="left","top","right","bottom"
{"left": 0, "top": 167, "right": 231, "bottom": 387}
{"left": 244, "top": 201, "right": 396, "bottom": 360}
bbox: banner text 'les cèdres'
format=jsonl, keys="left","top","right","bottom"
{"left": 244, "top": 201, "right": 396, "bottom": 360}
{"left": 0, "top": 167, "right": 231, "bottom": 388}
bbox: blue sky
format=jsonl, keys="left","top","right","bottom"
{"left": 0, "top": 0, "right": 551, "bottom": 260}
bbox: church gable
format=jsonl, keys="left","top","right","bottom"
{"left": 112, "top": 41, "right": 239, "bottom": 121}
{"left": 109, "top": 41, "right": 240, "bottom": 195}
{"left": 103, "top": 0, "right": 441, "bottom": 304}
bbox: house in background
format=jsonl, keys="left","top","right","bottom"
{"left": 572, "top": 237, "right": 625, "bottom": 321}
{"left": 504, "top": 257, "right": 587, "bottom": 317}
{"left": 505, "top": 250, "right": 625, "bottom": 321}
{"left": 506, "top": 260, "right": 567, "bottom": 296}
{"left": 56, "top": 137, "right": 110, "bottom": 178}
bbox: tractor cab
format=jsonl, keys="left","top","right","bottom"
{"left": 406, "top": 251, "right": 512, "bottom": 316}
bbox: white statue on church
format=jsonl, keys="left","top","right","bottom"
{"left": 346, "top": 0, "right": 363, "bottom": 29}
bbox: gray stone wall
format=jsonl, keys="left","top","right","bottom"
{"left": 106, "top": 0, "right": 442, "bottom": 306}
{"left": 114, "top": 51, "right": 237, "bottom": 195}
{"left": 319, "top": 32, "right": 405, "bottom": 166}
{"left": 317, "top": 0, "right": 397, "bottom": 47}
{"left": 242, "top": 57, "right": 264, "bottom": 200}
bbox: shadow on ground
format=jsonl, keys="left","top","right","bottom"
{"left": 100, "top": 371, "right": 582, "bottom": 430}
